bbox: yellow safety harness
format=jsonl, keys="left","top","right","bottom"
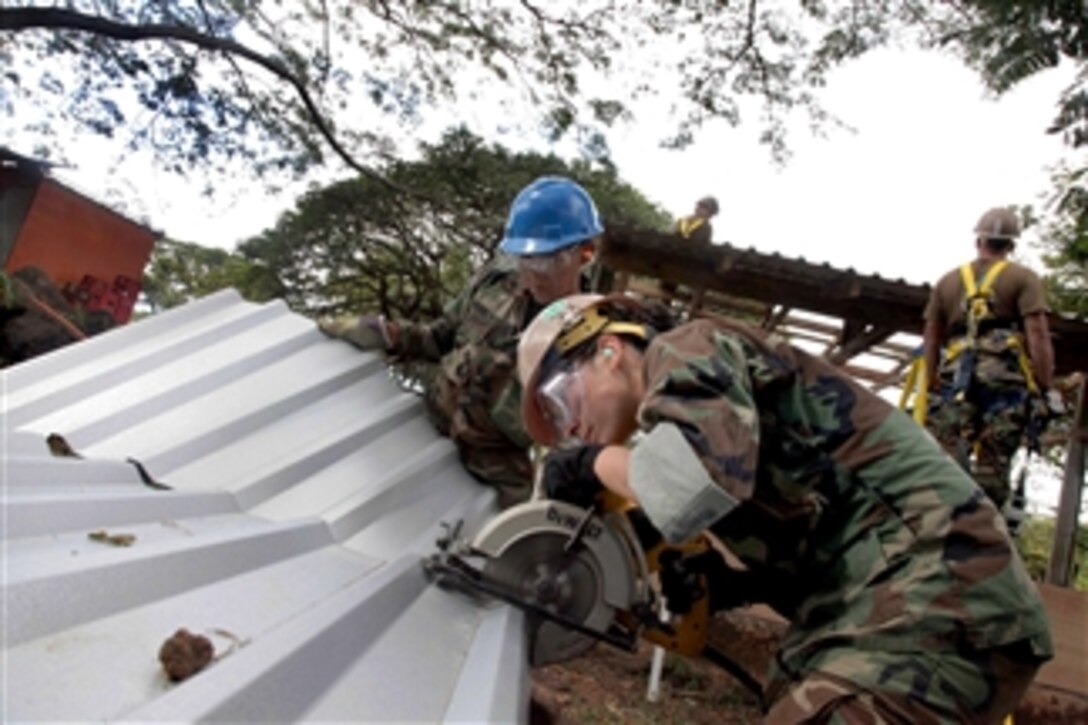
{"left": 677, "top": 216, "right": 706, "bottom": 239}
{"left": 899, "top": 260, "right": 1036, "bottom": 427}
{"left": 898, "top": 351, "right": 929, "bottom": 426}
{"left": 944, "top": 260, "right": 1038, "bottom": 393}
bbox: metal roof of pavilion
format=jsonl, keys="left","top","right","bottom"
{"left": 0, "top": 289, "right": 526, "bottom": 722}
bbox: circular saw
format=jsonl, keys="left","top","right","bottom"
{"left": 424, "top": 495, "right": 768, "bottom": 711}
{"left": 424, "top": 498, "right": 653, "bottom": 666}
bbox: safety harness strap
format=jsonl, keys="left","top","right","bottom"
{"left": 678, "top": 217, "right": 705, "bottom": 239}
{"left": 947, "top": 260, "right": 1037, "bottom": 393}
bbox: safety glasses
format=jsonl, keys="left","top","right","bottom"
{"left": 516, "top": 247, "right": 578, "bottom": 274}
{"left": 536, "top": 365, "right": 587, "bottom": 447}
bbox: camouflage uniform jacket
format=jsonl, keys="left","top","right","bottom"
{"left": 392, "top": 254, "right": 535, "bottom": 452}
{"left": 628, "top": 317, "right": 1052, "bottom": 677}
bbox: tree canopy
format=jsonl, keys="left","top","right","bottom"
{"left": 141, "top": 237, "right": 285, "bottom": 314}
{"left": 1034, "top": 164, "right": 1088, "bottom": 317}
{"left": 3, "top": 3, "right": 1082, "bottom": 173}
{"left": 4, "top": 1, "right": 1084, "bottom": 313}
{"left": 145, "top": 127, "right": 670, "bottom": 318}
{"left": 0, "top": 0, "right": 979, "bottom": 180}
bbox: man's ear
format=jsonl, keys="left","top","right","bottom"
{"left": 596, "top": 335, "right": 622, "bottom": 367}
{"left": 580, "top": 242, "right": 596, "bottom": 265}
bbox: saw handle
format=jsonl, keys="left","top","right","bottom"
{"left": 658, "top": 548, "right": 708, "bottom": 615}
{"left": 640, "top": 537, "right": 713, "bottom": 657}
{"left": 640, "top": 587, "right": 710, "bottom": 657}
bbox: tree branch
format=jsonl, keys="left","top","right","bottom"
{"left": 0, "top": 6, "right": 416, "bottom": 196}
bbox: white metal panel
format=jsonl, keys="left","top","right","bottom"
{"left": 0, "top": 289, "right": 528, "bottom": 722}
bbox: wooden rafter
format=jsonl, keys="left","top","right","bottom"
{"left": 598, "top": 226, "right": 1088, "bottom": 375}
{"left": 827, "top": 322, "right": 896, "bottom": 366}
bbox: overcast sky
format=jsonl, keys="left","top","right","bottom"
{"left": 37, "top": 46, "right": 1079, "bottom": 291}
{"left": 34, "top": 45, "right": 1075, "bottom": 367}
{"left": 611, "top": 48, "right": 1076, "bottom": 285}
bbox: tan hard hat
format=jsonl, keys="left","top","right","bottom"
{"left": 518, "top": 294, "right": 651, "bottom": 446}
{"left": 518, "top": 294, "right": 606, "bottom": 446}
{"left": 697, "top": 196, "right": 720, "bottom": 216}
{"left": 974, "top": 207, "right": 1020, "bottom": 240}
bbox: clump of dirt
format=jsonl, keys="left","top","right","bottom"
{"left": 531, "top": 609, "right": 783, "bottom": 724}
{"left": 159, "top": 628, "right": 214, "bottom": 682}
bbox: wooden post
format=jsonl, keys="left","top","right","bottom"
{"left": 614, "top": 272, "right": 630, "bottom": 294}
{"left": 1047, "top": 376, "right": 1087, "bottom": 587}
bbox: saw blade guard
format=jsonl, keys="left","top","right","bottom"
{"left": 471, "top": 500, "right": 649, "bottom": 665}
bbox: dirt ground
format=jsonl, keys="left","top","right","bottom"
{"left": 531, "top": 609, "right": 782, "bottom": 724}
{"left": 530, "top": 608, "right": 1088, "bottom": 724}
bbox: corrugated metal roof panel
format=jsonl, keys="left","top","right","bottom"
{"left": 1, "top": 289, "right": 527, "bottom": 722}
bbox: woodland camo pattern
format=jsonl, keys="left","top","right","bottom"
{"left": 636, "top": 318, "right": 1052, "bottom": 721}
{"left": 927, "top": 329, "right": 1033, "bottom": 509}
{"left": 392, "top": 256, "right": 537, "bottom": 505}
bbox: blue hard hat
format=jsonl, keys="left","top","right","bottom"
{"left": 499, "top": 176, "right": 604, "bottom": 256}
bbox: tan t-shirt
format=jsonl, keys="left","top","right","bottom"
{"left": 924, "top": 259, "right": 1048, "bottom": 334}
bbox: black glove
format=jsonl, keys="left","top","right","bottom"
{"left": 658, "top": 548, "right": 755, "bottom": 615}
{"left": 541, "top": 445, "right": 604, "bottom": 509}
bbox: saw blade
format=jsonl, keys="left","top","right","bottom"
{"left": 482, "top": 531, "right": 609, "bottom": 666}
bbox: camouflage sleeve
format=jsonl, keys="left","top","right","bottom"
{"left": 630, "top": 324, "right": 758, "bottom": 542}
{"left": 389, "top": 290, "right": 468, "bottom": 362}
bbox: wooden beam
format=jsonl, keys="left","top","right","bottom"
{"left": 600, "top": 227, "right": 929, "bottom": 329}
{"left": 1048, "top": 377, "right": 1087, "bottom": 587}
{"left": 827, "top": 323, "right": 896, "bottom": 366}
{"left": 762, "top": 305, "right": 791, "bottom": 331}
{"left": 776, "top": 316, "right": 917, "bottom": 356}
{"left": 840, "top": 363, "right": 887, "bottom": 384}
{"left": 598, "top": 227, "right": 1088, "bottom": 374}
{"left": 872, "top": 355, "right": 914, "bottom": 392}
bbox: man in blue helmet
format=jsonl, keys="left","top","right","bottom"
{"left": 321, "top": 176, "right": 602, "bottom": 505}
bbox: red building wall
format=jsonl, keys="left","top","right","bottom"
{"left": 5, "top": 178, "right": 156, "bottom": 287}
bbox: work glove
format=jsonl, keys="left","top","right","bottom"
{"left": 1026, "top": 388, "right": 1066, "bottom": 454}
{"left": 541, "top": 444, "right": 604, "bottom": 509}
{"left": 1044, "top": 389, "right": 1067, "bottom": 417}
{"left": 658, "top": 548, "right": 754, "bottom": 615}
{"left": 318, "top": 314, "right": 390, "bottom": 351}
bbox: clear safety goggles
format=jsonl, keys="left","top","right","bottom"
{"left": 516, "top": 247, "right": 578, "bottom": 274}
{"left": 536, "top": 365, "right": 587, "bottom": 447}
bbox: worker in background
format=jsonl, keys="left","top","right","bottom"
{"left": 517, "top": 293, "right": 1052, "bottom": 722}
{"left": 662, "top": 195, "right": 718, "bottom": 305}
{"left": 923, "top": 207, "right": 1059, "bottom": 511}
{"left": 676, "top": 195, "right": 718, "bottom": 244}
{"left": 320, "top": 177, "right": 601, "bottom": 506}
